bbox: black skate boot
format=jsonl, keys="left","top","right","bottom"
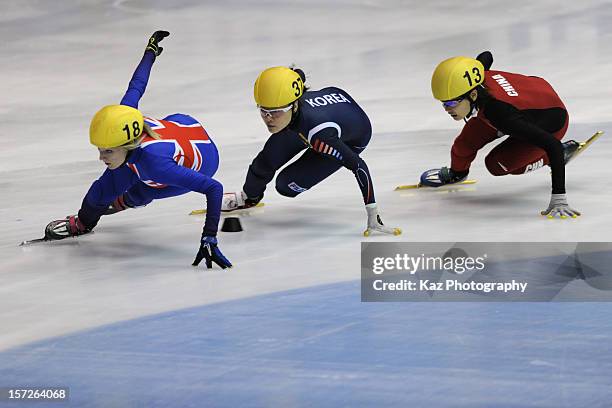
{"left": 562, "top": 140, "right": 581, "bottom": 164}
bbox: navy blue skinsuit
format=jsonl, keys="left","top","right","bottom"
{"left": 243, "top": 87, "right": 376, "bottom": 205}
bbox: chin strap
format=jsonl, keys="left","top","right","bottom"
{"left": 464, "top": 99, "right": 478, "bottom": 122}
{"left": 464, "top": 85, "right": 484, "bottom": 121}
{"left": 287, "top": 101, "right": 300, "bottom": 127}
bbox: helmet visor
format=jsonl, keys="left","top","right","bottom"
{"left": 259, "top": 104, "right": 293, "bottom": 118}
{"left": 442, "top": 97, "right": 465, "bottom": 108}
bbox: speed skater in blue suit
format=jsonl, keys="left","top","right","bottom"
{"left": 222, "top": 66, "right": 401, "bottom": 237}
{"left": 43, "top": 31, "right": 231, "bottom": 269}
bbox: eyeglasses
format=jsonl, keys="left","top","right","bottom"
{"left": 259, "top": 105, "right": 293, "bottom": 118}
{"left": 442, "top": 97, "right": 464, "bottom": 108}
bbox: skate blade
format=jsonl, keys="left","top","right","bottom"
{"left": 190, "top": 202, "right": 265, "bottom": 215}
{"left": 394, "top": 179, "right": 477, "bottom": 191}
{"left": 569, "top": 130, "right": 604, "bottom": 163}
{"left": 579, "top": 130, "right": 604, "bottom": 150}
{"left": 19, "top": 237, "right": 48, "bottom": 246}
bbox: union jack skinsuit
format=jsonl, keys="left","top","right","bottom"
{"left": 77, "top": 51, "right": 222, "bottom": 236}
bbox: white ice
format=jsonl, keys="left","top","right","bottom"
{"left": 1, "top": 0, "right": 611, "bottom": 388}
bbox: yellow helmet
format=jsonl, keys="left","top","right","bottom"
{"left": 254, "top": 67, "right": 304, "bottom": 108}
{"left": 431, "top": 56, "right": 485, "bottom": 101}
{"left": 89, "top": 105, "right": 144, "bottom": 148}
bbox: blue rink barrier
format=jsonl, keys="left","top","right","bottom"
{"left": 1, "top": 254, "right": 612, "bottom": 407}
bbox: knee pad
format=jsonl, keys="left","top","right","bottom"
{"left": 275, "top": 177, "right": 307, "bottom": 198}
{"left": 485, "top": 154, "right": 508, "bottom": 176}
{"left": 275, "top": 183, "right": 298, "bottom": 197}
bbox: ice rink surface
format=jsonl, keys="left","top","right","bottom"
{"left": 1, "top": 1, "right": 612, "bottom": 407}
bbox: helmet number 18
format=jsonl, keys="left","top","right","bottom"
{"left": 122, "top": 121, "right": 141, "bottom": 141}
{"left": 463, "top": 67, "right": 482, "bottom": 87}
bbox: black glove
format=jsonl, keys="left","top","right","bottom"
{"left": 193, "top": 235, "right": 233, "bottom": 269}
{"left": 45, "top": 215, "right": 91, "bottom": 240}
{"left": 145, "top": 30, "right": 170, "bottom": 56}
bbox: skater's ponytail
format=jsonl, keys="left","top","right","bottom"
{"left": 143, "top": 122, "right": 162, "bottom": 141}
{"left": 123, "top": 122, "right": 162, "bottom": 150}
{"left": 289, "top": 65, "right": 309, "bottom": 93}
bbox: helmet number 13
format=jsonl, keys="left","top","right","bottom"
{"left": 122, "top": 121, "right": 141, "bottom": 141}
{"left": 463, "top": 67, "right": 482, "bottom": 87}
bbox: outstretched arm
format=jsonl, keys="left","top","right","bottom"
{"left": 486, "top": 100, "right": 566, "bottom": 194}
{"left": 309, "top": 128, "right": 401, "bottom": 236}
{"left": 78, "top": 166, "right": 141, "bottom": 230}
{"left": 144, "top": 159, "right": 232, "bottom": 268}
{"left": 485, "top": 100, "right": 579, "bottom": 218}
{"left": 44, "top": 166, "right": 140, "bottom": 240}
{"left": 310, "top": 127, "right": 375, "bottom": 205}
{"left": 242, "top": 130, "right": 307, "bottom": 200}
{"left": 120, "top": 31, "right": 170, "bottom": 108}
{"left": 145, "top": 159, "right": 223, "bottom": 236}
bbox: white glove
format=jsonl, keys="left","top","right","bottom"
{"left": 541, "top": 193, "right": 581, "bottom": 219}
{"left": 221, "top": 191, "right": 263, "bottom": 212}
{"left": 221, "top": 191, "right": 247, "bottom": 212}
{"left": 364, "top": 203, "right": 402, "bottom": 237}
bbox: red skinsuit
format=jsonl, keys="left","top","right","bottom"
{"left": 450, "top": 70, "right": 568, "bottom": 190}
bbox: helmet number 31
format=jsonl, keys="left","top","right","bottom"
{"left": 292, "top": 77, "right": 303, "bottom": 97}
{"left": 463, "top": 67, "right": 482, "bottom": 87}
{"left": 122, "top": 121, "right": 141, "bottom": 141}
